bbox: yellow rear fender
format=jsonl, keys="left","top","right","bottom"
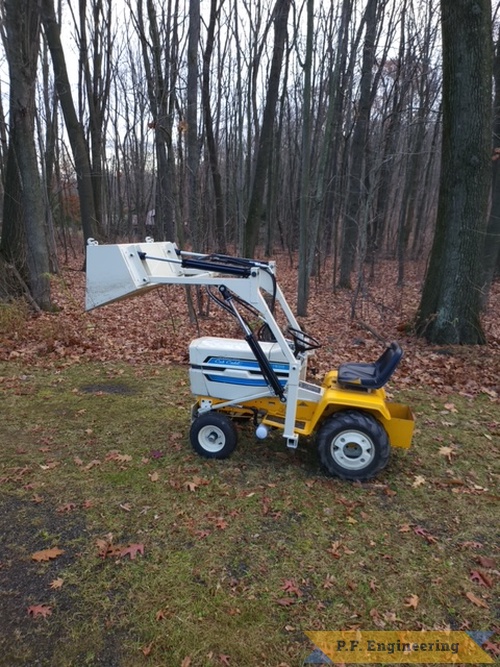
{"left": 309, "top": 382, "right": 414, "bottom": 449}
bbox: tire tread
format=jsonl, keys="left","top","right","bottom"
{"left": 317, "top": 410, "right": 390, "bottom": 481}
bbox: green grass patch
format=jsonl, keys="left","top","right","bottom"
{"left": 0, "top": 361, "right": 498, "bottom": 666}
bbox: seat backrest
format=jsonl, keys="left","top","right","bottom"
{"left": 374, "top": 342, "right": 403, "bottom": 387}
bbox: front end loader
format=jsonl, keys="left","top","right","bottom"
{"left": 85, "top": 239, "right": 414, "bottom": 481}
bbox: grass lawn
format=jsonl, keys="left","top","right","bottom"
{"left": 0, "top": 360, "right": 498, "bottom": 666}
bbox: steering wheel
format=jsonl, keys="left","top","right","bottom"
{"left": 287, "top": 327, "right": 321, "bottom": 354}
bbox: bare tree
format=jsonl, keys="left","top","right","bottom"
{"left": 41, "top": 0, "right": 97, "bottom": 247}
{"left": 416, "top": 0, "right": 492, "bottom": 344}
{"left": 134, "top": 0, "right": 178, "bottom": 241}
{"left": 187, "top": 0, "right": 200, "bottom": 245}
{"left": 338, "top": 0, "right": 385, "bottom": 288}
{"left": 244, "top": 0, "right": 292, "bottom": 257}
{"left": 297, "top": 0, "right": 314, "bottom": 316}
{"left": 202, "top": 0, "right": 226, "bottom": 251}
{"left": 481, "top": 23, "right": 500, "bottom": 303}
{"left": 73, "top": 0, "right": 115, "bottom": 234}
{"left": 0, "top": 0, "right": 51, "bottom": 309}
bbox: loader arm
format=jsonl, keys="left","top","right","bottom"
{"left": 85, "top": 239, "right": 313, "bottom": 446}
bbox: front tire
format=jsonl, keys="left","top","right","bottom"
{"left": 317, "top": 410, "right": 390, "bottom": 481}
{"left": 190, "top": 412, "right": 237, "bottom": 459}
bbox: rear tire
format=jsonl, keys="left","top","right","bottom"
{"left": 190, "top": 412, "right": 237, "bottom": 459}
{"left": 317, "top": 410, "right": 390, "bottom": 481}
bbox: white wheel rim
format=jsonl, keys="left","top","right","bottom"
{"left": 330, "top": 429, "right": 375, "bottom": 471}
{"left": 198, "top": 425, "right": 226, "bottom": 453}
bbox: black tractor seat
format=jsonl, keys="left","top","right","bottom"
{"left": 337, "top": 342, "right": 403, "bottom": 390}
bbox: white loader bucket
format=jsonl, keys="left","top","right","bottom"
{"left": 85, "top": 240, "right": 181, "bottom": 310}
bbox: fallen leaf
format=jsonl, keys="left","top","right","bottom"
{"left": 328, "top": 540, "right": 342, "bottom": 558}
{"left": 404, "top": 594, "right": 419, "bottom": 609}
{"left": 141, "top": 642, "right": 153, "bottom": 656}
{"left": 460, "top": 540, "right": 483, "bottom": 549}
{"left": 40, "top": 461, "right": 60, "bottom": 470}
{"left": 438, "top": 445, "right": 455, "bottom": 462}
{"left": 276, "top": 597, "right": 296, "bottom": 606}
{"left": 27, "top": 604, "right": 52, "bottom": 618}
{"left": 476, "top": 556, "right": 495, "bottom": 568}
{"left": 465, "top": 591, "right": 489, "bottom": 608}
{"left": 383, "top": 610, "right": 398, "bottom": 622}
{"left": 181, "top": 657, "right": 192, "bottom": 667}
{"left": 84, "top": 459, "right": 101, "bottom": 471}
{"left": 57, "top": 502, "right": 76, "bottom": 513}
{"left": 483, "top": 641, "right": 500, "bottom": 658}
{"left": 120, "top": 543, "right": 144, "bottom": 560}
{"left": 370, "top": 608, "right": 386, "bottom": 628}
{"left": 149, "top": 471, "right": 159, "bottom": 482}
{"left": 184, "top": 476, "right": 209, "bottom": 492}
{"left": 96, "top": 536, "right": 122, "bottom": 559}
{"left": 413, "top": 526, "right": 438, "bottom": 544}
{"left": 149, "top": 449, "right": 164, "bottom": 459}
{"left": 398, "top": 524, "right": 412, "bottom": 532}
{"left": 31, "top": 547, "right": 64, "bottom": 562}
{"left": 49, "top": 578, "right": 64, "bottom": 590}
{"left": 444, "top": 402, "right": 458, "bottom": 413}
{"left": 412, "top": 475, "right": 426, "bottom": 488}
{"left": 281, "top": 579, "right": 302, "bottom": 597}
{"left": 470, "top": 569, "right": 493, "bottom": 588}
{"left": 194, "top": 529, "right": 211, "bottom": 539}
{"left": 219, "top": 655, "right": 230, "bottom": 666}
{"left": 106, "top": 451, "right": 133, "bottom": 463}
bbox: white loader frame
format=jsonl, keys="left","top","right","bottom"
{"left": 86, "top": 239, "right": 318, "bottom": 448}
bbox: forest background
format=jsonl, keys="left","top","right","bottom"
{"left": 0, "top": 0, "right": 498, "bottom": 347}
{"left": 0, "top": 3, "right": 499, "bottom": 664}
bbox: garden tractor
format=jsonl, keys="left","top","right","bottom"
{"left": 85, "top": 239, "right": 414, "bottom": 481}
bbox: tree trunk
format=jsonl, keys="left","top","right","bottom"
{"left": 202, "top": 0, "right": 226, "bottom": 252}
{"left": 77, "top": 0, "right": 114, "bottom": 235}
{"left": 0, "top": 0, "right": 51, "bottom": 309}
{"left": 41, "top": 0, "right": 97, "bottom": 247}
{"left": 136, "top": 0, "right": 176, "bottom": 242}
{"left": 297, "top": 0, "right": 314, "bottom": 316}
{"left": 481, "top": 25, "right": 500, "bottom": 304}
{"left": 338, "top": 0, "right": 380, "bottom": 288}
{"left": 244, "top": 0, "right": 291, "bottom": 257}
{"left": 187, "top": 0, "right": 200, "bottom": 245}
{"left": 416, "top": 0, "right": 492, "bottom": 344}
